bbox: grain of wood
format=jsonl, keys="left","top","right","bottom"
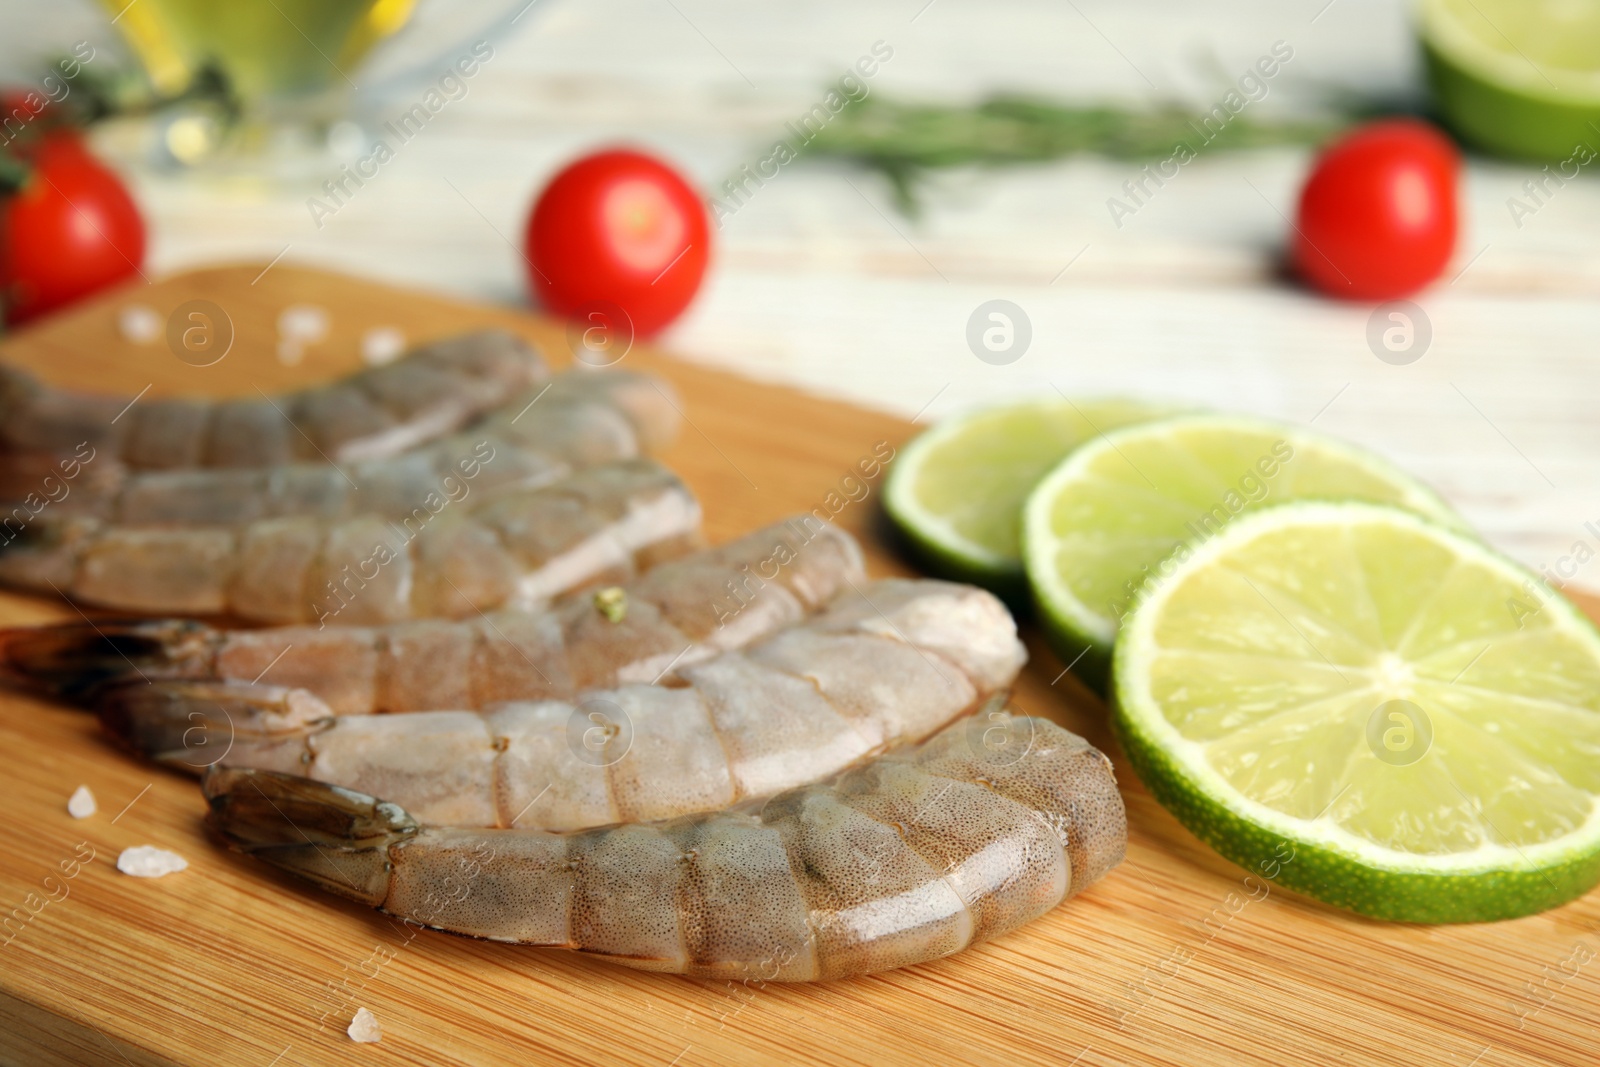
{"left": 0, "top": 266, "right": 1593, "bottom": 1067}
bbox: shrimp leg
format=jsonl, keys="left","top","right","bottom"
{"left": 9, "top": 367, "right": 681, "bottom": 528}
{"left": 201, "top": 710, "right": 1126, "bottom": 980}
{"left": 0, "top": 516, "right": 863, "bottom": 709}
{"left": 0, "top": 459, "right": 700, "bottom": 622}
{"left": 101, "top": 578, "right": 1026, "bottom": 830}
{"left": 0, "top": 329, "right": 547, "bottom": 492}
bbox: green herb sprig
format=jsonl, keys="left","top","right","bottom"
{"left": 802, "top": 94, "right": 1342, "bottom": 216}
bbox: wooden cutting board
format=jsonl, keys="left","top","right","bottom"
{"left": 0, "top": 265, "right": 1591, "bottom": 1067}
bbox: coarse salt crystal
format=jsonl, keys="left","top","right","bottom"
{"left": 360, "top": 326, "right": 406, "bottom": 366}
{"left": 278, "top": 304, "right": 330, "bottom": 343}
{"left": 348, "top": 1007, "right": 382, "bottom": 1043}
{"left": 116, "top": 845, "right": 188, "bottom": 878}
{"left": 67, "top": 785, "right": 96, "bottom": 819}
{"left": 117, "top": 305, "right": 161, "bottom": 345}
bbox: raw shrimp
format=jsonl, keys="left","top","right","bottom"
{"left": 201, "top": 710, "right": 1126, "bottom": 980}
{"left": 0, "top": 329, "right": 546, "bottom": 492}
{"left": 0, "top": 460, "right": 700, "bottom": 622}
{"left": 102, "top": 578, "right": 1026, "bottom": 830}
{"left": 5, "top": 367, "right": 680, "bottom": 527}
{"left": 1, "top": 516, "right": 863, "bottom": 709}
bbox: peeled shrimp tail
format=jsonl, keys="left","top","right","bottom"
{"left": 202, "top": 712, "right": 1127, "bottom": 980}
{"left": 0, "top": 329, "right": 547, "bottom": 481}
{"left": 2, "top": 516, "right": 864, "bottom": 711}
{"left": 108, "top": 578, "right": 1027, "bottom": 831}
{"left": 0, "top": 459, "right": 701, "bottom": 622}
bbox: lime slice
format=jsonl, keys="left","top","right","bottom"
{"left": 1114, "top": 501, "right": 1600, "bottom": 921}
{"left": 1022, "top": 414, "right": 1462, "bottom": 685}
{"left": 1421, "top": 0, "right": 1600, "bottom": 160}
{"left": 884, "top": 397, "right": 1178, "bottom": 598}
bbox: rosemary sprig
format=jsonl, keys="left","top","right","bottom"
{"left": 0, "top": 58, "right": 241, "bottom": 190}
{"left": 802, "top": 94, "right": 1342, "bottom": 216}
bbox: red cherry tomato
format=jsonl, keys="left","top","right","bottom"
{"left": 1292, "top": 119, "right": 1459, "bottom": 300}
{"left": 524, "top": 148, "right": 709, "bottom": 339}
{"left": 1, "top": 133, "right": 146, "bottom": 326}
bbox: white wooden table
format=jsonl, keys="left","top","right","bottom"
{"left": 4, "top": 0, "right": 1599, "bottom": 587}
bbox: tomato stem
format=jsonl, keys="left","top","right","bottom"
{"left": 0, "top": 153, "right": 29, "bottom": 196}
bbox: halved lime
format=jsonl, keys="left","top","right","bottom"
{"left": 1022, "top": 414, "right": 1462, "bottom": 686}
{"left": 1421, "top": 0, "right": 1600, "bottom": 161}
{"left": 884, "top": 397, "right": 1178, "bottom": 598}
{"left": 1114, "top": 501, "right": 1600, "bottom": 922}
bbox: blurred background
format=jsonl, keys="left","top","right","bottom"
{"left": 2, "top": 0, "right": 1597, "bottom": 588}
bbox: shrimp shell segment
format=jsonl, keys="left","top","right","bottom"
{"left": 0, "top": 460, "right": 700, "bottom": 622}
{"left": 9, "top": 367, "right": 681, "bottom": 527}
{"left": 0, "top": 516, "right": 862, "bottom": 707}
{"left": 107, "top": 578, "right": 1026, "bottom": 831}
{"left": 202, "top": 712, "right": 1127, "bottom": 980}
{"left": 0, "top": 329, "right": 547, "bottom": 492}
